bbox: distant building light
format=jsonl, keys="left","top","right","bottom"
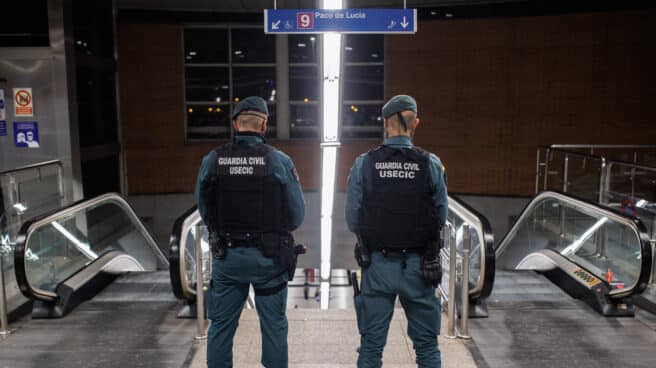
{"left": 304, "top": 97, "right": 310, "bottom": 103}
{"left": 234, "top": 97, "right": 240, "bottom": 102}
{"left": 215, "top": 97, "right": 221, "bottom": 103}
{"left": 345, "top": 46, "right": 353, "bottom": 51}
{"left": 298, "top": 43, "right": 307, "bottom": 48}
{"left": 430, "top": 11, "right": 437, "bottom": 16}
{"left": 208, "top": 107, "right": 213, "bottom": 112}
{"left": 189, "top": 51, "right": 197, "bottom": 56}
{"left": 188, "top": 108, "right": 193, "bottom": 113}
{"left": 221, "top": 85, "right": 229, "bottom": 90}
{"left": 76, "top": 40, "right": 82, "bottom": 45}
{"left": 310, "top": 36, "right": 316, "bottom": 41}
{"left": 185, "top": 56, "right": 192, "bottom": 60}
{"left": 216, "top": 107, "right": 222, "bottom": 112}
{"left": 234, "top": 50, "right": 243, "bottom": 55}
{"left": 371, "top": 53, "right": 379, "bottom": 58}
{"left": 445, "top": 13, "right": 454, "bottom": 18}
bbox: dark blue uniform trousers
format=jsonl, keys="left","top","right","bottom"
{"left": 356, "top": 252, "right": 441, "bottom": 368}
{"left": 207, "top": 247, "right": 289, "bottom": 368}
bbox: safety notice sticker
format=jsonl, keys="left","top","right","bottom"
{"left": 0, "top": 89, "right": 6, "bottom": 136}
{"left": 14, "top": 88, "right": 34, "bottom": 117}
{"left": 14, "top": 121, "right": 40, "bottom": 148}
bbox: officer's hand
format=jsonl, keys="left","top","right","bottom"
{"left": 421, "top": 255, "right": 442, "bottom": 287}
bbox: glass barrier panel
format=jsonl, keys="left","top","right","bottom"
{"left": 0, "top": 161, "right": 67, "bottom": 312}
{"left": 497, "top": 195, "right": 643, "bottom": 292}
{"left": 23, "top": 197, "right": 165, "bottom": 295}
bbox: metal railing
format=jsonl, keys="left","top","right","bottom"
{"left": 536, "top": 146, "right": 656, "bottom": 207}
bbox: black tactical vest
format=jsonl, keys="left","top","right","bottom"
{"left": 359, "top": 145, "right": 438, "bottom": 250}
{"left": 211, "top": 139, "right": 287, "bottom": 234}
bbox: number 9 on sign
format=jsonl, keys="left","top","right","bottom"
{"left": 297, "top": 12, "right": 313, "bottom": 29}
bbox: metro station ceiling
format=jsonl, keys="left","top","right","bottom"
{"left": 116, "top": 0, "right": 523, "bottom": 12}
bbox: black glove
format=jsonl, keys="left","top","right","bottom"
{"left": 421, "top": 254, "right": 442, "bottom": 287}
{"left": 354, "top": 236, "right": 371, "bottom": 268}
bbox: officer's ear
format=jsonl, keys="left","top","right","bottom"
{"left": 412, "top": 117, "right": 420, "bottom": 131}
{"left": 232, "top": 120, "right": 240, "bottom": 132}
{"left": 261, "top": 117, "right": 268, "bottom": 133}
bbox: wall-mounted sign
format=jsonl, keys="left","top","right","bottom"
{"left": 264, "top": 8, "right": 417, "bottom": 34}
{"left": 14, "top": 121, "right": 40, "bottom": 148}
{"left": 13, "top": 88, "right": 34, "bottom": 117}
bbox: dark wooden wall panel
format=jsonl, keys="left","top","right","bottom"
{"left": 119, "top": 9, "right": 656, "bottom": 195}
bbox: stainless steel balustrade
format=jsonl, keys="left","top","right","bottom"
{"left": 496, "top": 191, "right": 652, "bottom": 300}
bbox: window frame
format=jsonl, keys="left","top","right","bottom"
{"left": 183, "top": 24, "right": 277, "bottom": 142}
{"left": 340, "top": 35, "right": 386, "bottom": 141}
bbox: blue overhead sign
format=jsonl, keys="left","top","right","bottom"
{"left": 264, "top": 8, "right": 417, "bottom": 34}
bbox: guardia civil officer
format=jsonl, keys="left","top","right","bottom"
{"left": 195, "top": 96, "right": 306, "bottom": 368}
{"left": 346, "top": 95, "right": 447, "bottom": 368}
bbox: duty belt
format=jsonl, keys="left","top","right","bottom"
{"left": 219, "top": 232, "right": 262, "bottom": 248}
{"left": 378, "top": 247, "right": 424, "bottom": 269}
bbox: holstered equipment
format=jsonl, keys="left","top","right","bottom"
{"left": 421, "top": 226, "right": 444, "bottom": 287}
{"left": 354, "top": 235, "right": 371, "bottom": 268}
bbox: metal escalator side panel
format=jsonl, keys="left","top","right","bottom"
{"left": 446, "top": 195, "right": 496, "bottom": 301}
{"left": 169, "top": 205, "right": 198, "bottom": 301}
{"left": 496, "top": 190, "right": 653, "bottom": 300}
{"left": 13, "top": 193, "right": 168, "bottom": 304}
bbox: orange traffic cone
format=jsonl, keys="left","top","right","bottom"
{"left": 606, "top": 268, "right": 613, "bottom": 283}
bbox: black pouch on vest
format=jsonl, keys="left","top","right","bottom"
{"left": 259, "top": 232, "right": 280, "bottom": 259}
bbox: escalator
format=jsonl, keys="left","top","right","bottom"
{"left": 464, "top": 191, "right": 656, "bottom": 367}
{"left": 13, "top": 193, "right": 170, "bottom": 317}
{"left": 494, "top": 191, "right": 652, "bottom": 316}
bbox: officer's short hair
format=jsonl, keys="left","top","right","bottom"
{"left": 237, "top": 113, "right": 265, "bottom": 129}
{"left": 387, "top": 111, "right": 417, "bottom": 130}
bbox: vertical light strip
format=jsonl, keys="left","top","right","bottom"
{"left": 319, "top": 0, "right": 343, "bottom": 310}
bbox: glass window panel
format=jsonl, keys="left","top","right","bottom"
{"left": 290, "top": 104, "right": 319, "bottom": 139}
{"left": 288, "top": 34, "right": 319, "bottom": 63}
{"left": 289, "top": 66, "right": 319, "bottom": 101}
{"left": 187, "top": 104, "right": 231, "bottom": 140}
{"left": 343, "top": 65, "right": 384, "bottom": 101}
{"left": 341, "top": 104, "right": 383, "bottom": 139}
{"left": 184, "top": 28, "right": 229, "bottom": 64}
{"left": 231, "top": 28, "right": 275, "bottom": 64}
{"left": 185, "top": 67, "right": 230, "bottom": 102}
{"left": 233, "top": 67, "right": 276, "bottom": 101}
{"left": 344, "top": 35, "right": 384, "bottom": 63}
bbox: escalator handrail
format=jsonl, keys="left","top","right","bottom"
{"left": 448, "top": 195, "right": 496, "bottom": 300}
{"left": 0, "top": 159, "right": 63, "bottom": 176}
{"left": 14, "top": 193, "right": 169, "bottom": 302}
{"left": 169, "top": 204, "right": 198, "bottom": 301}
{"left": 495, "top": 190, "right": 653, "bottom": 299}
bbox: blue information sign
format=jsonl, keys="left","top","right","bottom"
{"left": 264, "top": 8, "right": 417, "bottom": 34}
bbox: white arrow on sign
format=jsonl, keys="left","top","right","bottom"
{"left": 400, "top": 16, "right": 409, "bottom": 29}
{"left": 272, "top": 20, "right": 281, "bottom": 30}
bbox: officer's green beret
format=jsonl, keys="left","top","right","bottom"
{"left": 231, "top": 96, "right": 269, "bottom": 121}
{"left": 381, "top": 95, "right": 417, "bottom": 118}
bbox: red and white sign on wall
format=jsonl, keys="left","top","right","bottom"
{"left": 297, "top": 12, "right": 314, "bottom": 29}
{"left": 14, "top": 88, "right": 34, "bottom": 117}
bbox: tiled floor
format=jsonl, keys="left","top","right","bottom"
{"left": 190, "top": 309, "right": 478, "bottom": 368}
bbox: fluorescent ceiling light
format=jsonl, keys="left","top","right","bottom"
{"left": 322, "top": 0, "right": 343, "bottom": 10}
